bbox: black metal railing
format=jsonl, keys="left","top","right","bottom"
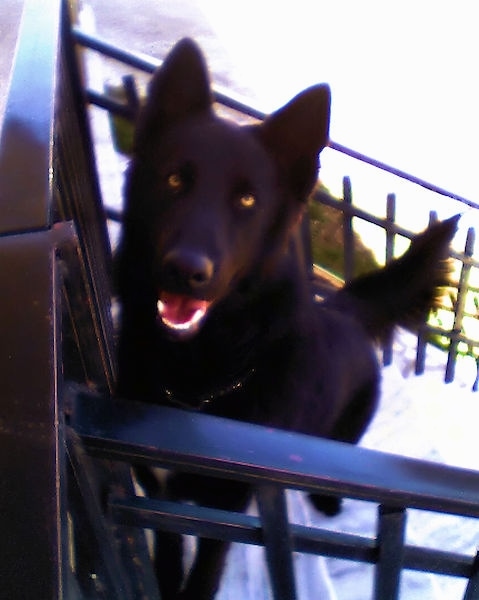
{"left": 70, "top": 392, "right": 479, "bottom": 600}
{"left": 0, "top": 0, "right": 72, "bottom": 596}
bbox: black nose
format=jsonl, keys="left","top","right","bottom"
{"left": 162, "top": 249, "right": 214, "bottom": 290}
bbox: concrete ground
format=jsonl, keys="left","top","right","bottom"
{"left": 0, "top": 0, "right": 24, "bottom": 124}
{"left": 81, "top": 0, "right": 250, "bottom": 95}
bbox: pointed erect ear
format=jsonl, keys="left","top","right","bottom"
{"left": 256, "top": 84, "right": 331, "bottom": 200}
{"left": 134, "top": 38, "right": 212, "bottom": 150}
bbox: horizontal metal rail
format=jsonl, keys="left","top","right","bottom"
{"left": 72, "top": 395, "right": 479, "bottom": 518}
{"left": 109, "top": 495, "right": 477, "bottom": 578}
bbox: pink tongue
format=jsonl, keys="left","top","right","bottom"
{"left": 158, "top": 292, "right": 209, "bottom": 326}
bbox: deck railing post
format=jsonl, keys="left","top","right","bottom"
{"left": 342, "top": 176, "right": 355, "bottom": 283}
{"left": 463, "top": 549, "right": 479, "bottom": 600}
{"left": 0, "top": 230, "right": 68, "bottom": 598}
{"left": 0, "top": 0, "right": 69, "bottom": 597}
{"left": 373, "top": 505, "right": 406, "bottom": 600}
{"left": 382, "top": 193, "right": 396, "bottom": 366}
{"left": 256, "top": 484, "right": 297, "bottom": 600}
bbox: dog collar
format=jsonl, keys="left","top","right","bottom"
{"left": 163, "top": 367, "right": 256, "bottom": 411}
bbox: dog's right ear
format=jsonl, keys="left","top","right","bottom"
{"left": 254, "top": 84, "right": 331, "bottom": 202}
{"left": 134, "top": 38, "right": 212, "bottom": 151}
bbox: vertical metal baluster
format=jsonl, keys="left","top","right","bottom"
{"left": 256, "top": 485, "right": 297, "bottom": 600}
{"left": 382, "top": 193, "right": 396, "bottom": 366}
{"left": 343, "top": 176, "right": 355, "bottom": 283}
{"left": 374, "top": 505, "right": 406, "bottom": 600}
{"left": 463, "top": 549, "right": 479, "bottom": 600}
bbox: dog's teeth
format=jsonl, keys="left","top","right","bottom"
{"left": 159, "top": 306, "right": 206, "bottom": 331}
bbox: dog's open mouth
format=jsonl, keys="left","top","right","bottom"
{"left": 157, "top": 291, "right": 211, "bottom": 335}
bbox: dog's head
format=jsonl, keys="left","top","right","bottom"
{"left": 121, "top": 38, "right": 330, "bottom": 339}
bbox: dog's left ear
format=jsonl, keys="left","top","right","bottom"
{"left": 134, "top": 38, "right": 212, "bottom": 152}
{"left": 256, "top": 84, "right": 331, "bottom": 200}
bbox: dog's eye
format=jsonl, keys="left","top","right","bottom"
{"left": 238, "top": 193, "right": 256, "bottom": 209}
{"left": 166, "top": 173, "right": 184, "bottom": 193}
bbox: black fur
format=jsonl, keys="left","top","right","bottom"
{"left": 116, "top": 38, "right": 458, "bottom": 599}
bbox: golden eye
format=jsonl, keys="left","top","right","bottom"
{"left": 239, "top": 193, "right": 256, "bottom": 209}
{"left": 167, "top": 173, "right": 183, "bottom": 192}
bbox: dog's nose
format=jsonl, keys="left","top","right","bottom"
{"left": 162, "top": 249, "right": 214, "bottom": 289}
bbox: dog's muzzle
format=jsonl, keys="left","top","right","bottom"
{"left": 157, "top": 249, "right": 215, "bottom": 337}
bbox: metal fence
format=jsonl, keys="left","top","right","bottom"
{"left": 1, "top": 1, "right": 479, "bottom": 599}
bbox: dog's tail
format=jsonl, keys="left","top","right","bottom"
{"left": 324, "top": 215, "right": 459, "bottom": 344}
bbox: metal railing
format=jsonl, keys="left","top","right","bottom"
{"left": 70, "top": 391, "right": 479, "bottom": 600}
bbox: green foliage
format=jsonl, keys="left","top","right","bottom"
{"left": 427, "top": 297, "right": 479, "bottom": 359}
{"left": 109, "top": 114, "right": 135, "bottom": 155}
{"left": 308, "top": 191, "right": 378, "bottom": 279}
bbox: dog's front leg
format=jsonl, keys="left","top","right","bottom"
{"left": 176, "top": 478, "right": 252, "bottom": 599}
{"left": 155, "top": 528, "right": 184, "bottom": 599}
{"left": 179, "top": 537, "right": 231, "bottom": 600}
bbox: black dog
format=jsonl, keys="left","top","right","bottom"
{"left": 116, "top": 38, "right": 457, "bottom": 599}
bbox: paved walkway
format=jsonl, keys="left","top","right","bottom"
{"left": 0, "top": 0, "right": 23, "bottom": 123}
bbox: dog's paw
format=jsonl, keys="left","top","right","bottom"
{"left": 309, "top": 493, "right": 343, "bottom": 516}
